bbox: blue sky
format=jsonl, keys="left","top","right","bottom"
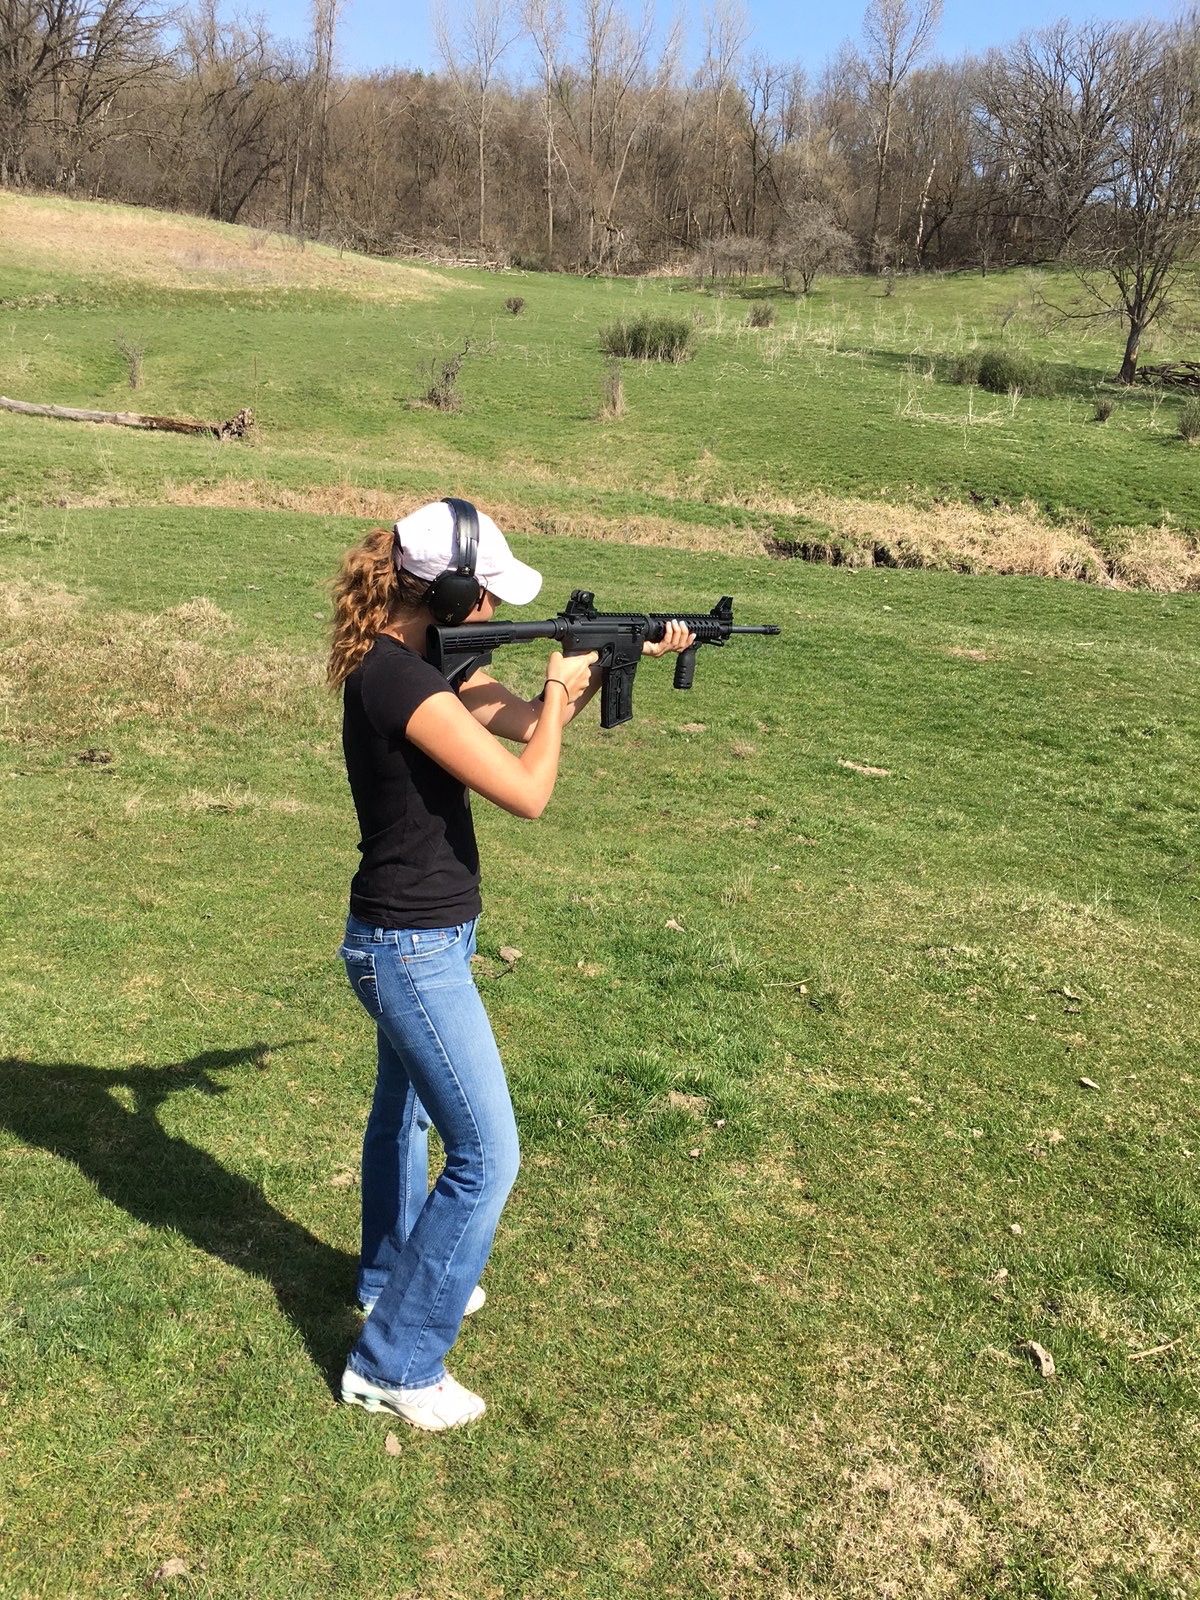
{"left": 256, "top": 0, "right": 1182, "bottom": 76}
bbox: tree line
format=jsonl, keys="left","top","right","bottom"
{"left": 2, "top": 0, "right": 1197, "bottom": 379}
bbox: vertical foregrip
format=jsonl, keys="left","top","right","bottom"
{"left": 673, "top": 647, "right": 697, "bottom": 690}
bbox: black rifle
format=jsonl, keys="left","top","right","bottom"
{"left": 427, "top": 590, "right": 781, "bottom": 729}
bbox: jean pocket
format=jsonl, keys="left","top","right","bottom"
{"left": 401, "top": 923, "right": 468, "bottom": 963}
{"left": 340, "top": 947, "right": 383, "bottom": 1018}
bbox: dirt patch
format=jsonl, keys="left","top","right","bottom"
{"left": 665, "top": 1090, "right": 710, "bottom": 1117}
{"left": 0, "top": 193, "right": 452, "bottom": 301}
{"left": 838, "top": 758, "right": 892, "bottom": 777}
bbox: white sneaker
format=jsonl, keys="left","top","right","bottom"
{"left": 360, "top": 1284, "right": 486, "bottom": 1318}
{"left": 341, "top": 1366, "right": 486, "bottom": 1431}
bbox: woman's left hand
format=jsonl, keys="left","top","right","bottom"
{"left": 642, "top": 620, "right": 696, "bottom": 658}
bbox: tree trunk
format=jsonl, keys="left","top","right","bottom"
{"left": 478, "top": 116, "right": 486, "bottom": 246}
{"left": 544, "top": 94, "right": 553, "bottom": 262}
{"left": 870, "top": 83, "right": 894, "bottom": 265}
{"left": 1118, "top": 320, "right": 1144, "bottom": 385}
{"left": 914, "top": 159, "right": 936, "bottom": 264}
{"left": 0, "top": 396, "right": 254, "bottom": 438}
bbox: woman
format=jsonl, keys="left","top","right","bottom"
{"left": 327, "top": 500, "right": 693, "bottom": 1432}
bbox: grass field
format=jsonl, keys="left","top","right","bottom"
{"left": 1, "top": 194, "right": 1198, "bottom": 1598}
{"left": 3, "top": 192, "right": 1199, "bottom": 585}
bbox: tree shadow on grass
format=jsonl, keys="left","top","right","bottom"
{"left": 0, "top": 1045, "right": 357, "bottom": 1390}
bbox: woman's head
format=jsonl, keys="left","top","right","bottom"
{"left": 326, "top": 501, "right": 542, "bottom": 689}
{"left": 393, "top": 501, "right": 541, "bottom": 609}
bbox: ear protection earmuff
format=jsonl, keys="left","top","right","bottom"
{"left": 424, "top": 497, "right": 483, "bottom": 625}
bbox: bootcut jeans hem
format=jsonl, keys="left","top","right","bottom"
{"left": 346, "top": 1353, "right": 447, "bottom": 1391}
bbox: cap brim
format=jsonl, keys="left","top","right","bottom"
{"left": 486, "top": 557, "right": 542, "bottom": 607}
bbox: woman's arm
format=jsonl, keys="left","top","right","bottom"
{"left": 406, "top": 651, "right": 598, "bottom": 819}
{"left": 457, "top": 661, "right": 602, "bottom": 743}
{"left": 458, "top": 621, "right": 697, "bottom": 744}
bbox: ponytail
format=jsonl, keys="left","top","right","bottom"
{"left": 327, "top": 527, "right": 426, "bottom": 689}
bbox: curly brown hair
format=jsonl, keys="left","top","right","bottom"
{"left": 327, "top": 527, "right": 428, "bottom": 689}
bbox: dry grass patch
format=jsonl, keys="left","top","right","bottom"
{"left": 778, "top": 493, "right": 1113, "bottom": 584}
{"left": 1108, "top": 527, "right": 1200, "bottom": 592}
{"left": 727, "top": 488, "right": 1200, "bottom": 592}
{"left": 0, "top": 578, "right": 321, "bottom": 745}
{"left": 179, "top": 785, "right": 305, "bottom": 814}
{"left": 133, "top": 478, "right": 763, "bottom": 557}
{"left": 0, "top": 193, "right": 451, "bottom": 301}
{"left": 801, "top": 1422, "right": 1200, "bottom": 1599}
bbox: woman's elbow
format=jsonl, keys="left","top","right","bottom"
{"left": 493, "top": 787, "right": 548, "bottom": 820}
{"left": 518, "top": 792, "right": 549, "bottom": 820}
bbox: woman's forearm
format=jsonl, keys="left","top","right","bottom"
{"left": 513, "top": 682, "right": 568, "bottom": 816}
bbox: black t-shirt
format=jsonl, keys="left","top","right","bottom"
{"left": 342, "top": 635, "right": 482, "bottom": 929}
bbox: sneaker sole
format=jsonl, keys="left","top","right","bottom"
{"left": 341, "top": 1380, "right": 485, "bottom": 1431}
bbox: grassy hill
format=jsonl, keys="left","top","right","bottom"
{"left": 0, "top": 193, "right": 1198, "bottom": 1598}
{"left": 2, "top": 191, "right": 1198, "bottom": 588}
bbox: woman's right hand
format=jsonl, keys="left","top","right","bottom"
{"left": 544, "top": 649, "right": 599, "bottom": 703}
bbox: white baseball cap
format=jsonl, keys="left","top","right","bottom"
{"left": 393, "top": 500, "right": 543, "bottom": 608}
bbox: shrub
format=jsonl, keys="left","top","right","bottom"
{"left": 950, "top": 352, "right": 982, "bottom": 387}
{"left": 115, "top": 333, "right": 145, "bottom": 389}
{"left": 746, "top": 301, "right": 774, "bottom": 328}
{"left": 778, "top": 212, "right": 857, "bottom": 293}
{"left": 505, "top": 296, "right": 526, "bottom": 315}
{"left": 1179, "top": 400, "right": 1200, "bottom": 443}
{"left": 975, "top": 349, "right": 1059, "bottom": 398}
{"left": 599, "top": 315, "right": 692, "bottom": 362}
{"left": 416, "top": 339, "right": 470, "bottom": 411}
{"left": 1094, "top": 397, "right": 1115, "bottom": 422}
{"left": 598, "top": 361, "right": 626, "bottom": 421}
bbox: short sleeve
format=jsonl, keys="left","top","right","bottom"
{"left": 360, "top": 641, "right": 454, "bottom": 742}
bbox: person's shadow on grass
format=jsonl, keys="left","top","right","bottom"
{"left": 0, "top": 1046, "right": 357, "bottom": 1388}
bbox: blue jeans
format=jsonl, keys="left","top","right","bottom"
{"left": 338, "top": 914, "right": 519, "bottom": 1389}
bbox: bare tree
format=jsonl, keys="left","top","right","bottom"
{"left": 522, "top": 0, "right": 567, "bottom": 262}
{"left": 434, "top": 0, "right": 517, "bottom": 247}
{"left": 0, "top": 0, "right": 163, "bottom": 187}
{"left": 977, "top": 20, "right": 1132, "bottom": 258}
{"left": 699, "top": 0, "right": 749, "bottom": 238}
{"left": 177, "top": 0, "right": 290, "bottom": 223}
{"left": 1074, "top": 20, "right": 1200, "bottom": 383}
{"left": 738, "top": 52, "right": 796, "bottom": 237}
{"left": 859, "top": 0, "right": 943, "bottom": 263}
{"left": 296, "top": 0, "right": 344, "bottom": 235}
{"left": 51, "top": 0, "right": 166, "bottom": 190}
{"left": 556, "top": 0, "right": 680, "bottom": 270}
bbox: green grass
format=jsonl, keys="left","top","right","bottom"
{"left": 2, "top": 504, "right": 1198, "bottom": 1597}
{"left": 1, "top": 195, "right": 1199, "bottom": 1596}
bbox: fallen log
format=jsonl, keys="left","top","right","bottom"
{"left": 0, "top": 396, "right": 255, "bottom": 439}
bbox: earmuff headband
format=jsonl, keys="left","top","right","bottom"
{"left": 424, "top": 498, "right": 484, "bottom": 626}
